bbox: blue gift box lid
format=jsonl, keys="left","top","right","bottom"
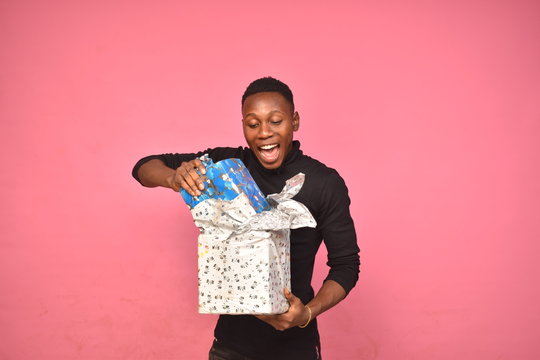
{"left": 180, "top": 155, "right": 271, "bottom": 213}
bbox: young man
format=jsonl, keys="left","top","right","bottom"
{"left": 132, "top": 77, "right": 360, "bottom": 360}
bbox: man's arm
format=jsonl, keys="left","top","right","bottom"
{"left": 256, "top": 280, "right": 346, "bottom": 331}
{"left": 137, "top": 159, "right": 176, "bottom": 188}
{"left": 137, "top": 158, "right": 206, "bottom": 195}
{"left": 133, "top": 147, "right": 243, "bottom": 194}
{"left": 306, "top": 279, "right": 346, "bottom": 319}
{"left": 258, "top": 170, "right": 360, "bottom": 331}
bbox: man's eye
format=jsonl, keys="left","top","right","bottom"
{"left": 271, "top": 120, "right": 283, "bottom": 125}
{"left": 248, "top": 123, "right": 259, "bottom": 129}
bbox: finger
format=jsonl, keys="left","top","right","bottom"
{"left": 255, "top": 314, "right": 277, "bottom": 328}
{"left": 283, "top": 288, "right": 298, "bottom": 304}
{"left": 176, "top": 168, "right": 200, "bottom": 196}
{"left": 192, "top": 159, "right": 206, "bottom": 175}
{"left": 255, "top": 314, "right": 269, "bottom": 322}
{"left": 187, "top": 166, "right": 205, "bottom": 191}
{"left": 178, "top": 177, "right": 197, "bottom": 196}
{"left": 179, "top": 165, "right": 201, "bottom": 195}
{"left": 257, "top": 316, "right": 286, "bottom": 331}
{"left": 284, "top": 288, "right": 292, "bottom": 298}
{"left": 185, "top": 160, "right": 205, "bottom": 190}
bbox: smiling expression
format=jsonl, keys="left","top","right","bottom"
{"left": 242, "top": 92, "right": 300, "bottom": 170}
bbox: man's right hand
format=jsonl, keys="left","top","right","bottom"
{"left": 167, "top": 159, "right": 207, "bottom": 195}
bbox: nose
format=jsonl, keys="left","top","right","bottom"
{"left": 258, "top": 121, "right": 273, "bottom": 139}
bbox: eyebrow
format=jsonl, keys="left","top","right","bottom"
{"left": 244, "top": 110, "right": 285, "bottom": 118}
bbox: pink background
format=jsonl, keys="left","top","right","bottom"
{"left": 1, "top": 0, "right": 539, "bottom": 359}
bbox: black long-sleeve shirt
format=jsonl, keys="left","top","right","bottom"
{"left": 132, "top": 141, "right": 360, "bottom": 360}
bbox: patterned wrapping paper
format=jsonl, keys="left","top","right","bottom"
{"left": 180, "top": 155, "right": 270, "bottom": 213}
{"left": 180, "top": 156, "right": 316, "bottom": 314}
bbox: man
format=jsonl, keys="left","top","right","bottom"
{"left": 132, "top": 77, "right": 360, "bottom": 360}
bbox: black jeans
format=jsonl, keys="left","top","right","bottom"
{"left": 209, "top": 339, "right": 255, "bottom": 360}
{"left": 208, "top": 338, "right": 322, "bottom": 360}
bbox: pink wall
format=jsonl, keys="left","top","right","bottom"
{"left": 1, "top": 0, "right": 539, "bottom": 359}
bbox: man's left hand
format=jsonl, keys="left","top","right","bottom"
{"left": 255, "top": 289, "right": 310, "bottom": 331}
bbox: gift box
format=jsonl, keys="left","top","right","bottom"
{"left": 180, "top": 156, "right": 316, "bottom": 314}
{"left": 180, "top": 155, "right": 270, "bottom": 213}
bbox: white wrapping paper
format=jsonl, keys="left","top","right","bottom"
{"left": 193, "top": 173, "right": 316, "bottom": 314}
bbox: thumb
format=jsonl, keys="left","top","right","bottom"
{"left": 283, "top": 288, "right": 297, "bottom": 303}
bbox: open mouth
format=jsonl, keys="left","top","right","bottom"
{"left": 257, "top": 143, "right": 280, "bottom": 163}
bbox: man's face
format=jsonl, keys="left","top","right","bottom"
{"left": 242, "top": 92, "right": 299, "bottom": 170}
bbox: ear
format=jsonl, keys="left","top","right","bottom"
{"left": 292, "top": 111, "right": 300, "bottom": 131}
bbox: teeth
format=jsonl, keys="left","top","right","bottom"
{"left": 260, "top": 144, "right": 277, "bottom": 150}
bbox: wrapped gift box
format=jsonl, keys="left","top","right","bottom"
{"left": 180, "top": 155, "right": 270, "bottom": 213}
{"left": 180, "top": 156, "right": 316, "bottom": 314}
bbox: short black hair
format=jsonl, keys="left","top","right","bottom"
{"left": 241, "top": 77, "right": 294, "bottom": 111}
